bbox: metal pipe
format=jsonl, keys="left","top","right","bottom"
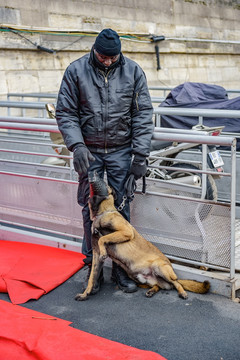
{"left": 0, "top": 122, "right": 59, "bottom": 132}
{"left": 149, "top": 155, "right": 201, "bottom": 165}
{"left": 151, "top": 97, "right": 165, "bottom": 103}
{"left": 152, "top": 131, "right": 235, "bottom": 147}
{"left": 0, "top": 170, "right": 77, "bottom": 184}
{"left": 230, "top": 139, "right": 237, "bottom": 281}
{"left": 0, "top": 101, "right": 46, "bottom": 109}
{"left": 166, "top": 255, "right": 229, "bottom": 272}
{"left": 201, "top": 144, "right": 207, "bottom": 199}
{"left": 0, "top": 219, "right": 82, "bottom": 240}
{"left": 0, "top": 120, "right": 234, "bottom": 146}
{"left": 0, "top": 116, "right": 56, "bottom": 125}
{"left": 148, "top": 163, "right": 231, "bottom": 177}
{"left": 154, "top": 126, "right": 209, "bottom": 136}
{"left": 7, "top": 92, "right": 57, "bottom": 98}
{"left": 149, "top": 86, "right": 173, "bottom": 91}
{"left": 0, "top": 148, "right": 71, "bottom": 159}
{"left": 0, "top": 137, "right": 67, "bottom": 148}
{"left": 0, "top": 158, "right": 71, "bottom": 169}
{"left": 136, "top": 187, "right": 221, "bottom": 204}
{"left": 154, "top": 107, "right": 240, "bottom": 118}
{"left": 2, "top": 101, "right": 240, "bottom": 120}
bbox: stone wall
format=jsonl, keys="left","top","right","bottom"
{"left": 0, "top": 0, "right": 240, "bottom": 99}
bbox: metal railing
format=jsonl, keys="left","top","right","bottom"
{"left": 3, "top": 86, "right": 240, "bottom": 113}
{"left": 0, "top": 100, "right": 49, "bottom": 117}
{"left": 0, "top": 99, "right": 239, "bottom": 275}
{"left": 153, "top": 106, "right": 240, "bottom": 128}
{"left": 7, "top": 93, "right": 58, "bottom": 100}
{"left": 0, "top": 117, "right": 238, "bottom": 277}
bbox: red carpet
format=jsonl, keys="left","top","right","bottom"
{"left": 0, "top": 240, "right": 86, "bottom": 304}
{"left": 0, "top": 300, "right": 166, "bottom": 360}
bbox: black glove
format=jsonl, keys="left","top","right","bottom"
{"left": 130, "top": 154, "right": 148, "bottom": 180}
{"left": 73, "top": 144, "right": 95, "bottom": 174}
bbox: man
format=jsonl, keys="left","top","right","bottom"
{"left": 56, "top": 28, "right": 154, "bottom": 294}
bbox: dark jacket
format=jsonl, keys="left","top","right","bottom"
{"left": 56, "top": 49, "right": 154, "bottom": 157}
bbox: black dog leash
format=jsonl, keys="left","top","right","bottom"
{"left": 117, "top": 174, "right": 146, "bottom": 212}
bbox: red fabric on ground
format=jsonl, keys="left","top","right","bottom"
{"left": 0, "top": 240, "right": 85, "bottom": 304}
{"left": 0, "top": 300, "right": 167, "bottom": 360}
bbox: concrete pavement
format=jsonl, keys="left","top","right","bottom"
{"left": 1, "top": 265, "right": 240, "bottom": 360}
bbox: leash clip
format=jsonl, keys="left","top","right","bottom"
{"left": 117, "top": 195, "right": 127, "bottom": 211}
{"left": 117, "top": 174, "right": 146, "bottom": 212}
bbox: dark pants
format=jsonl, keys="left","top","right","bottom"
{"left": 77, "top": 146, "right": 132, "bottom": 258}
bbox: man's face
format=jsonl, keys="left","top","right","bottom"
{"left": 94, "top": 49, "right": 120, "bottom": 67}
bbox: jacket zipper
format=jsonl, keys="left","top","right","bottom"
{"left": 102, "top": 69, "right": 111, "bottom": 153}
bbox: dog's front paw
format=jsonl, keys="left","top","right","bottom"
{"left": 75, "top": 293, "right": 88, "bottom": 301}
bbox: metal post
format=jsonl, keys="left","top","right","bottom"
{"left": 38, "top": 97, "right": 41, "bottom": 118}
{"left": 69, "top": 157, "right": 75, "bottom": 181}
{"left": 230, "top": 138, "right": 237, "bottom": 282}
{"left": 201, "top": 143, "right": 207, "bottom": 199}
{"left": 21, "top": 96, "right": 25, "bottom": 117}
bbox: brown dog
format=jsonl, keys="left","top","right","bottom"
{"left": 75, "top": 172, "right": 210, "bottom": 301}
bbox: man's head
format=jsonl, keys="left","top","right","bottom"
{"left": 94, "top": 28, "right": 121, "bottom": 67}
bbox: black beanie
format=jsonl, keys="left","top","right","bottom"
{"left": 94, "top": 29, "right": 121, "bottom": 56}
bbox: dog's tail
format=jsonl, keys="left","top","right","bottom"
{"left": 178, "top": 279, "right": 210, "bottom": 294}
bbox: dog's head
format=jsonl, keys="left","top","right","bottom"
{"left": 88, "top": 171, "right": 116, "bottom": 219}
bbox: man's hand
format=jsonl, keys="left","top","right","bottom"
{"left": 130, "top": 154, "right": 148, "bottom": 180}
{"left": 73, "top": 144, "right": 95, "bottom": 174}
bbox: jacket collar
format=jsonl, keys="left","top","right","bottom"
{"left": 89, "top": 46, "right": 125, "bottom": 72}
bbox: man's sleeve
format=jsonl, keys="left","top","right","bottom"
{"left": 131, "top": 69, "right": 154, "bottom": 157}
{"left": 56, "top": 66, "right": 84, "bottom": 151}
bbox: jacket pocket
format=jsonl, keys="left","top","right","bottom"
{"left": 116, "top": 86, "right": 134, "bottom": 105}
{"left": 114, "top": 116, "right": 132, "bottom": 141}
{"left": 81, "top": 115, "right": 103, "bottom": 135}
{"left": 118, "top": 116, "right": 132, "bottom": 131}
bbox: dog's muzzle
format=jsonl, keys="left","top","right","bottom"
{"left": 88, "top": 170, "right": 108, "bottom": 198}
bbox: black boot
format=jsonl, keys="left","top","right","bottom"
{"left": 111, "top": 262, "right": 137, "bottom": 293}
{"left": 82, "top": 264, "right": 104, "bottom": 295}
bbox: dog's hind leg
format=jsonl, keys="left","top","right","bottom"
{"left": 145, "top": 285, "right": 160, "bottom": 298}
{"left": 153, "top": 262, "right": 188, "bottom": 299}
{"left": 75, "top": 251, "right": 103, "bottom": 301}
{"left": 170, "top": 280, "right": 188, "bottom": 299}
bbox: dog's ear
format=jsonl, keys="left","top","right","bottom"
{"left": 108, "top": 186, "right": 117, "bottom": 200}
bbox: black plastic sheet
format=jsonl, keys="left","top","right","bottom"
{"left": 159, "top": 82, "right": 240, "bottom": 150}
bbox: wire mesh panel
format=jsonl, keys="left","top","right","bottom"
{"left": 0, "top": 173, "right": 83, "bottom": 239}
{"left": 0, "top": 173, "right": 231, "bottom": 269}
{"left": 131, "top": 191, "right": 231, "bottom": 269}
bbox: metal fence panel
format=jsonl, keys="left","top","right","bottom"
{"left": 0, "top": 173, "right": 83, "bottom": 239}
{"left": 0, "top": 172, "right": 231, "bottom": 270}
{"left": 132, "top": 191, "right": 231, "bottom": 269}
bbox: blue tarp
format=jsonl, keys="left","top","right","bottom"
{"left": 159, "top": 82, "right": 240, "bottom": 150}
